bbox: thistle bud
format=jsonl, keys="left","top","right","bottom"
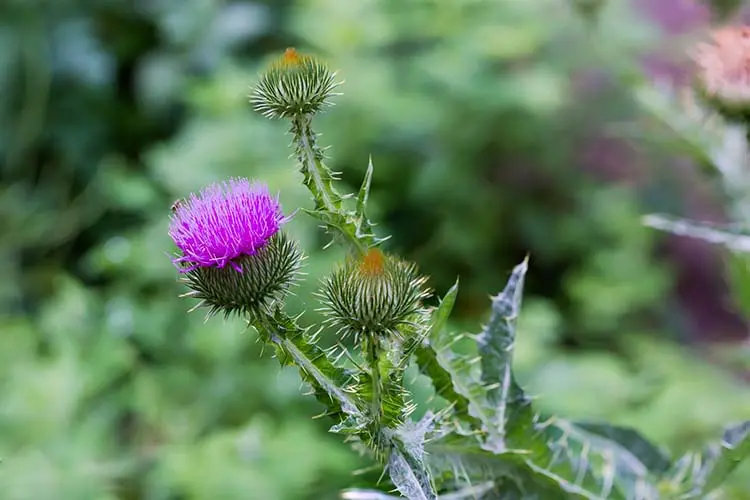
{"left": 319, "top": 249, "right": 430, "bottom": 340}
{"left": 692, "top": 26, "right": 750, "bottom": 120}
{"left": 168, "top": 178, "right": 302, "bottom": 318}
{"left": 250, "top": 47, "right": 341, "bottom": 120}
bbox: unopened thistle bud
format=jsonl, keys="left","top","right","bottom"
{"left": 692, "top": 26, "right": 750, "bottom": 119}
{"left": 169, "top": 178, "right": 302, "bottom": 318}
{"left": 319, "top": 249, "right": 430, "bottom": 340}
{"left": 250, "top": 47, "right": 340, "bottom": 120}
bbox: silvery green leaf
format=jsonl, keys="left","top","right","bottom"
{"left": 572, "top": 422, "right": 671, "bottom": 475}
{"left": 477, "top": 257, "right": 532, "bottom": 452}
{"left": 415, "top": 278, "right": 479, "bottom": 427}
{"left": 685, "top": 421, "right": 750, "bottom": 498}
{"left": 643, "top": 214, "right": 750, "bottom": 252}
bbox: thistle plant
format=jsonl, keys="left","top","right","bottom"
{"left": 166, "top": 48, "right": 750, "bottom": 499}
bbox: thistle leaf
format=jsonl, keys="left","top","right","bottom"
{"left": 387, "top": 418, "right": 439, "bottom": 500}
{"left": 418, "top": 261, "right": 532, "bottom": 441}
{"left": 525, "top": 419, "right": 664, "bottom": 499}
{"left": 425, "top": 432, "right": 604, "bottom": 499}
{"left": 254, "top": 307, "right": 362, "bottom": 427}
{"left": 415, "top": 279, "right": 479, "bottom": 427}
{"left": 685, "top": 421, "right": 750, "bottom": 497}
{"left": 477, "top": 257, "right": 532, "bottom": 451}
{"left": 420, "top": 261, "right": 663, "bottom": 498}
{"left": 449, "top": 417, "right": 657, "bottom": 500}
{"left": 387, "top": 447, "right": 437, "bottom": 500}
{"left": 357, "top": 156, "right": 374, "bottom": 221}
{"left": 643, "top": 214, "right": 750, "bottom": 252}
{"left": 572, "top": 422, "right": 671, "bottom": 475}
{"left": 357, "top": 364, "right": 412, "bottom": 434}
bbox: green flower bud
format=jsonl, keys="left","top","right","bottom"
{"left": 319, "top": 249, "right": 430, "bottom": 340}
{"left": 250, "top": 48, "right": 341, "bottom": 120}
{"left": 179, "top": 232, "right": 303, "bottom": 319}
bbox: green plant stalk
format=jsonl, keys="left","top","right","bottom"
{"left": 289, "top": 115, "right": 339, "bottom": 215}
{"left": 253, "top": 308, "right": 362, "bottom": 421}
{"left": 290, "top": 114, "right": 368, "bottom": 255}
{"left": 365, "top": 332, "right": 384, "bottom": 428}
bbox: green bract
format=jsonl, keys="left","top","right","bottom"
{"left": 318, "top": 249, "right": 430, "bottom": 340}
{"left": 179, "top": 232, "right": 303, "bottom": 318}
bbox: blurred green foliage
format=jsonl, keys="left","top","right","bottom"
{"left": 1, "top": 0, "right": 749, "bottom": 498}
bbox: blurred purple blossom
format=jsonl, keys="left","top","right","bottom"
{"left": 169, "top": 178, "right": 285, "bottom": 272}
{"left": 634, "top": 0, "right": 709, "bottom": 35}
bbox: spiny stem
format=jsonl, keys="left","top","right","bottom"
{"left": 289, "top": 113, "right": 367, "bottom": 256}
{"left": 365, "top": 332, "right": 383, "bottom": 427}
{"left": 254, "top": 310, "right": 361, "bottom": 417}
{"left": 290, "top": 114, "right": 335, "bottom": 212}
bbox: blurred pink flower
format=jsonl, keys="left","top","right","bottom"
{"left": 693, "top": 25, "right": 750, "bottom": 105}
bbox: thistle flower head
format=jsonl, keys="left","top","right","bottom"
{"left": 250, "top": 47, "right": 340, "bottom": 119}
{"left": 169, "top": 178, "right": 284, "bottom": 272}
{"left": 169, "top": 178, "right": 302, "bottom": 318}
{"left": 319, "top": 249, "right": 430, "bottom": 341}
{"left": 692, "top": 26, "right": 750, "bottom": 114}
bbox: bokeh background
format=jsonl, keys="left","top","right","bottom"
{"left": 3, "top": 0, "right": 750, "bottom": 498}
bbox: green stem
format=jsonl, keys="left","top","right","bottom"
{"left": 289, "top": 114, "right": 367, "bottom": 255}
{"left": 290, "top": 114, "right": 336, "bottom": 211}
{"left": 255, "top": 311, "right": 360, "bottom": 418}
{"left": 366, "top": 332, "right": 382, "bottom": 427}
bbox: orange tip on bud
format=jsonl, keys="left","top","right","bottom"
{"left": 360, "top": 248, "right": 385, "bottom": 276}
{"left": 283, "top": 47, "right": 301, "bottom": 66}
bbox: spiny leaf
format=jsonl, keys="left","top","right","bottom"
{"left": 516, "top": 418, "right": 662, "bottom": 500}
{"left": 477, "top": 257, "right": 532, "bottom": 452}
{"left": 415, "top": 278, "right": 479, "bottom": 427}
{"left": 420, "top": 261, "right": 660, "bottom": 498}
{"left": 357, "top": 156, "right": 374, "bottom": 221}
{"left": 419, "top": 324, "right": 492, "bottom": 432}
{"left": 573, "top": 421, "right": 671, "bottom": 475}
{"left": 254, "top": 307, "right": 362, "bottom": 427}
{"left": 387, "top": 419, "right": 439, "bottom": 500}
{"left": 643, "top": 214, "right": 750, "bottom": 252}
{"left": 356, "top": 366, "right": 412, "bottom": 434}
{"left": 387, "top": 447, "right": 437, "bottom": 500}
{"left": 690, "top": 421, "right": 750, "bottom": 497}
{"left": 425, "top": 432, "right": 591, "bottom": 499}
{"left": 418, "top": 263, "right": 532, "bottom": 441}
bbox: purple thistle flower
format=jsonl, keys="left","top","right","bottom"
{"left": 169, "top": 178, "right": 285, "bottom": 273}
